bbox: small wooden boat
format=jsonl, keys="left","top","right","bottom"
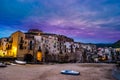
{"left": 61, "top": 70, "right": 80, "bottom": 75}
{"left": 15, "top": 60, "right": 26, "bottom": 65}
{"left": 0, "top": 63, "right": 7, "bottom": 67}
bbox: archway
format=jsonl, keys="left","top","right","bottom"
{"left": 24, "top": 54, "right": 33, "bottom": 62}
{"left": 37, "top": 51, "right": 42, "bottom": 62}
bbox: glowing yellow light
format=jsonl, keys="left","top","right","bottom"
{"left": 37, "top": 52, "right": 42, "bottom": 61}
{"left": 13, "top": 47, "right": 17, "bottom": 51}
{"left": 0, "top": 50, "right": 4, "bottom": 57}
{"left": 12, "top": 47, "right": 17, "bottom": 57}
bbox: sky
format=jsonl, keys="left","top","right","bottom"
{"left": 0, "top": 0, "right": 120, "bottom": 43}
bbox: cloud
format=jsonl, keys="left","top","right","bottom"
{"left": 0, "top": 0, "right": 120, "bottom": 43}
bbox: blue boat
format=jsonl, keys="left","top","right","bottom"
{"left": 61, "top": 70, "right": 80, "bottom": 75}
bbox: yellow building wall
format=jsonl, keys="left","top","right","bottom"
{"left": 0, "top": 31, "right": 42, "bottom": 61}
{"left": 10, "top": 31, "right": 28, "bottom": 59}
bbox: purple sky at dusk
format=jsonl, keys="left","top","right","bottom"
{"left": 0, "top": 0, "right": 120, "bottom": 43}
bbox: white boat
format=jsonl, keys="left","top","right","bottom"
{"left": 15, "top": 60, "right": 26, "bottom": 65}
{"left": 0, "top": 63, "right": 7, "bottom": 67}
{"left": 10, "top": 63, "right": 17, "bottom": 66}
{"left": 61, "top": 70, "right": 80, "bottom": 75}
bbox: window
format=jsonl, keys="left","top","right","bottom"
{"left": 41, "top": 37, "right": 43, "bottom": 41}
{"left": 20, "top": 37, "right": 24, "bottom": 43}
{"left": 25, "top": 41, "right": 27, "bottom": 44}
{"left": 24, "top": 47, "right": 26, "bottom": 49}
{"left": 29, "top": 41, "right": 33, "bottom": 50}
{"left": 38, "top": 46, "right": 41, "bottom": 51}
{"left": 19, "top": 44, "right": 24, "bottom": 49}
{"left": 54, "top": 43, "right": 56, "bottom": 48}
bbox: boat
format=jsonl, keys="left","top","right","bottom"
{"left": 10, "top": 63, "right": 17, "bottom": 66}
{"left": 0, "top": 63, "right": 7, "bottom": 67}
{"left": 15, "top": 60, "right": 26, "bottom": 65}
{"left": 61, "top": 70, "right": 80, "bottom": 75}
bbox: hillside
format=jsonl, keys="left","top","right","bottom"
{"left": 95, "top": 40, "right": 120, "bottom": 48}
{"left": 95, "top": 43, "right": 113, "bottom": 48}
{"left": 113, "top": 40, "right": 120, "bottom": 48}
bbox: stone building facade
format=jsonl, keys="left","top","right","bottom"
{"left": 0, "top": 29, "right": 96, "bottom": 62}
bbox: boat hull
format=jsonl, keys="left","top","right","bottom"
{"left": 0, "top": 63, "right": 7, "bottom": 67}
{"left": 61, "top": 70, "right": 80, "bottom": 75}
{"left": 15, "top": 60, "right": 26, "bottom": 65}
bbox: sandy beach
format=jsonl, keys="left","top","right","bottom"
{"left": 0, "top": 63, "right": 116, "bottom": 80}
